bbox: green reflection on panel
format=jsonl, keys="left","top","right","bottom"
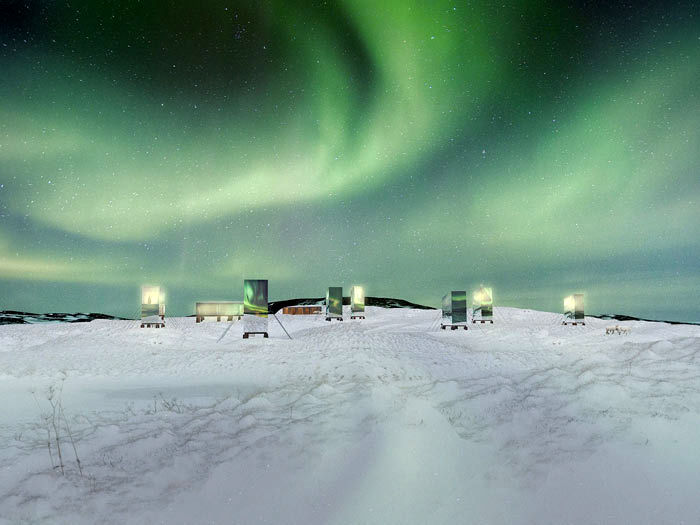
{"left": 327, "top": 286, "right": 342, "bottom": 316}
{"left": 451, "top": 290, "right": 467, "bottom": 323}
{"left": 244, "top": 279, "right": 268, "bottom": 317}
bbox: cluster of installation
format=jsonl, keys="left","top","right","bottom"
{"left": 140, "top": 282, "right": 585, "bottom": 337}
{"left": 440, "top": 288, "right": 585, "bottom": 330}
{"left": 140, "top": 281, "right": 366, "bottom": 338}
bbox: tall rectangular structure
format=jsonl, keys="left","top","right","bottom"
{"left": 441, "top": 290, "right": 467, "bottom": 329}
{"left": 141, "top": 285, "right": 164, "bottom": 328}
{"left": 451, "top": 290, "right": 467, "bottom": 324}
{"left": 442, "top": 293, "right": 451, "bottom": 324}
{"left": 244, "top": 279, "right": 268, "bottom": 317}
{"left": 326, "top": 287, "right": 343, "bottom": 319}
{"left": 574, "top": 293, "right": 584, "bottom": 320}
{"left": 141, "top": 285, "right": 161, "bottom": 319}
{"left": 350, "top": 286, "right": 365, "bottom": 314}
{"left": 564, "top": 293, "right": 585, "bottom": 324}
{"left": 243, "top": 279, "right": 269, "bottom": 337}
{"left": 473, "top": 286, "right": 494, "bottom": 322}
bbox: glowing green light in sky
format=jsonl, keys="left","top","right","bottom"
{"left": 0, "top": 1, "right": 698, "bottom": 321}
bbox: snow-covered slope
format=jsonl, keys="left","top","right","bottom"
{"left": 0, "top": 307, "right": 699, "bottom": 524}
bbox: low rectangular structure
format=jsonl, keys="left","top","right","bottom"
{"left": 282, "top": 306, "right": 322, "bottom": 315}
{"left": 195, "top": 301, "right": 244, "bottom": 323}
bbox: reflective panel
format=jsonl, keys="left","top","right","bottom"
{"left": 564, "top": 295, "right": 576, "bottom": 315}
{"left": 141, "top": 285, "right": 160, "bottom": 306}
{"left": 243, "top": 279, "right": 268, "bottom": 317}
{"left": 473, "top": 286, "right": 493, "bottom": 319}
{"left": 141, "top": 285, "right": 161, "bottom": 319}
{"left": 442, "top": 293, "right": 451, "bottom": 322}
{"left": 564, "top": 293, "right": 584, "bottom": 320}
{"left": 351, "top": 286, "right": 365, "bottom": 313}
{"left": 574, "top": 293, "right": 585, "bottom": 320}
{"left": 451, "top": 290, "right": 467, "bottom": 323}
{"left": 196, "top": 302, "right": 244, "bottom": 317}
{"left": 326, "top": 287, "right": 343, "bottom": 317}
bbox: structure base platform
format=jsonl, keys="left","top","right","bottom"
{"left": 351, "top": 315, "right": 365, "bottom": 319}
{"left": 441, "top": 324, "right": 468, "bottom": 330}
{"left": 243, "top": 332, "right": 269, "bottom": 339}
{"left": 563, "top": 321, "right": 586, "bottom": 326}
{"left": 141, "top": 323, "right": 165, "bottom": 328}
{"left": 325, "top": 317, "right": 343, "bottom": 322}
{"left": 472, "top": 320, "right": 494, "bottom": 324}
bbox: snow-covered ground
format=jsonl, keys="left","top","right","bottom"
{"left": 1, "top": 306, "right": 699, "bottom": 524}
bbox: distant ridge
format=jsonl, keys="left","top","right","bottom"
{"left": 268, "top": 296, "right": 436, "bottom": 314}
{"left": 589, "top": 313, "right": 700, "bottom": 326}
{"left": 0, "top": 311, "right": 128, "bottom": 325}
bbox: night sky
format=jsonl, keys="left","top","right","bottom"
{"left": 1, "top": 1, "right": 698, "bottom": 321}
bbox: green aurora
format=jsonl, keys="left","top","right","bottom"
{"left": 1, "top": 1, "right": 698, "bottom": 321}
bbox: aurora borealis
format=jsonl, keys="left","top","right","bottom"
{"left": 1, "top": 1, "right": 698, "bottom": 321}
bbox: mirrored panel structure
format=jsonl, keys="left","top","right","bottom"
{"left": 564, "top": 295, "right": 575, "bottom": 319}
{"left": 141, "top": 285, "right": 161, "bottom": 319}
{"left": 243, "top": 279, "right": 268, "bottom": 336}
{"left": 575, "top": 294, "right": 584, "bottom": 320}
{"left": 244, "top": 279, "right": 268, "bottom": 317}
{"left": 442, "top": 293, "right": 451, "bottom": 323}
{"left": 451, "top": 290, "right": 467, "bottom": 324}
{"left": 473, "top": 286, "right": 494, "bottom": 320}
{"left": 564, "top": 293, "right": 585, "bottom": 321}
{"left": 350, "top": 286, "right": 365, "bottom": 313}
{"left": 326, "top": 287, "right": 343, "bottom": 317}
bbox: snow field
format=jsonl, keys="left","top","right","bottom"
{"left": 0, "top": 306, "right": 699, "bottom": 524}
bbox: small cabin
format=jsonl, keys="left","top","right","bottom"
{"left": 282, "top": 306, "right": 322, "bottom": 315}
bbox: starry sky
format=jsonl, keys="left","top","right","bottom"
{"left": 1, "top": 1, "right": 698, "bottom": 321}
